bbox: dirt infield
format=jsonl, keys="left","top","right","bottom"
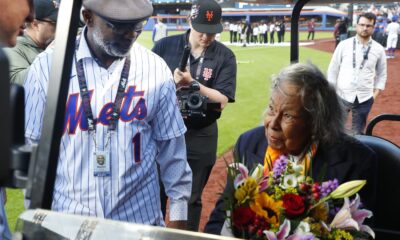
{"left": 198, "top": 39, "right": 400, "bottom": 232}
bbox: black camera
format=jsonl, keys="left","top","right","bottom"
{"left": 177, "top": 81, "right": 208, "bottom": 118}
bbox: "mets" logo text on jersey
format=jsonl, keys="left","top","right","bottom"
{"left": 63, "top": 86, "right": 147, "bottom": 134}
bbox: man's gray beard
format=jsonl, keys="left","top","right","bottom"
{"left": 92, "top": 27, "right": 129, "bottom": 57}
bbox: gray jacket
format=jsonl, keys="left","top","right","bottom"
{"left": 4, "top": 35, "right": 42, "bottom": 85}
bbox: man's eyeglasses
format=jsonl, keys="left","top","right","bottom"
{"left": 97, "top": 14, "right": 146, "bottom": 34}
{"left": 36, "top": 18, "right": 57, "bottom": 25}
{"left": 357, "top": 23, "right": 374, "bottom": 29}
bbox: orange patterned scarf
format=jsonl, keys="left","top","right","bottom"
{"left": 263, "top": 144, "right": 318, "bottom": 177}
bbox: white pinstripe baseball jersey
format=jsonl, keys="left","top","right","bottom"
{"left": 24, "top": 33, "right": 192, "bottom": 225}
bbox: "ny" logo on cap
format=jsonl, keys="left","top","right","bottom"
{"left": 205, "top": 11, "right": 214, "bottom": 22}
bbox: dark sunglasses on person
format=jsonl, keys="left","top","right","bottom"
{"left": 97, "top": 14, "right": 146, "bottom": 34}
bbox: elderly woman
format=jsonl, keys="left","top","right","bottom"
{"left": 204, "top": 63, "right": 377, "bottom": 235}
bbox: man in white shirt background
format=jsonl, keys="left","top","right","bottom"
{"left": 152, "top": 18, "right": 167, "bottom": 43}
{"left": 328, "top": 12, "right": 387, "bottom": 135}
{"left": 385, "top": 16, "right": 400, "bottom": 58}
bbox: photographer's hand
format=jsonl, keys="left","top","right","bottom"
{"left": 173, "top": 68, "right": 193, "bottom": 86}
{"left": 174, "top": 68, "right": 229, "bottom": 110}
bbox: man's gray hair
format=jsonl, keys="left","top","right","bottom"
{"left": 272, "top": 62, "right": 345, "bottom": 145}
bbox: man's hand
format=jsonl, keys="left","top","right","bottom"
{"left": 373, "top": 89, "right": 380, "bottom": 99}
{"left": 167, "top": 220, "right": 188, "bottom": 230}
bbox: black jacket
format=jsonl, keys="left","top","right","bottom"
{"left": 204, "top": 126, "right": 378, "bottom": 235}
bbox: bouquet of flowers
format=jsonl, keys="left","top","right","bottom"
{"left": 222, "top": 153, "right": 375, "bottom": 240}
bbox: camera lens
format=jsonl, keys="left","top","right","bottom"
{"left": 187, "top": 93, "right": 203, "bottom": 109}
{"left": 191, "top": 97, "right": 199, "bottom": 105}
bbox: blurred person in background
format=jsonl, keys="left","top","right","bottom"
{"left": 152, "top": 18, "right": 167, "bottom": 43}
{"left": 4, "top": 0, "right": 59, "bottom": 85}
{"left": 229, "top": 21, "right": 234, "bottom": 43}
{"left": 278, "top": 19, "right": 286, "bottom": 42}
{"left": 307, "top": 18, "right": 315, "bottom": 40}
{"left": 232, "top": 21, "right": 238, "bottom": 43}
{"left": 252, "top": 23, "right": 259, "bottom": 43}
{"left": 236, "top": 21, "right": 242, "bottom": 44}
{"left": 275, "top": 21, "right": 281, "bottom": 43}
{"left": 333, "top": 18, "right": 341, "bottom": 47}
{"left": 0, "top": 0, "right": 33, "bottom": 238}
{"left": 245, "top": 21, "right": 252, "bottom": 45}
{"left": 385, "top": 15, "right": 400, "bottom": 58}
{"left": 338, "top": 17, "right": 348, "bottom": 42}
{"left": 240, "top": 21, "right": 249, "bottom": 47}
{"left": 373, "top": 16, "right": 387, "bottom": 46}
{"left": 269, "top": 21, "right": 275, "bottom": 44}
{"left": 260, "top": 21, "right": 267, "bottom": 44}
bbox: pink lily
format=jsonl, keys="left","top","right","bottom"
{"left": 232, "top": 163, "right": 268, "bottom": 190}
{"left": 264, "top": 219, "right": 291, "bottom": 240}
{"left": 231, "top": 163, "right": 249, "bottom": 189}
{"left": 264, "top": 220, "right": 315, "bottom": 240}
{"left": 329, "top": 197, "right": 359, "bottom": 230}
{"left": 328, "top": 195, "right": 375, "bottom": 239}
{"left": 348, "top": 194, "right": 375, "bottom": 239}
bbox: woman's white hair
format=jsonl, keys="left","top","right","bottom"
{"left": 271, "top": 62, "right": 346, "bottom": 145}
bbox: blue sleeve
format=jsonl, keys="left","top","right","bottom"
{"left": 24, "top": 53, "right": 50, "bottom": 142}
{"left": 0, "top": 189, "right": 12, "bottom": 240}
{"left": 151, "top": 64, "right": 186, "bottom": 140}
{"left": 157, "top": 137, "right": 192, "bottom": 221}
{"left": 152, "top": 62, "right": 190, "bottom": 221}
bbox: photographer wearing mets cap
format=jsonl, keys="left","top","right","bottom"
{"left": 153, "top": 0, "right": 237, "bottom": 231}
{"left": 24, "top": 0, "right": 192, "bottom": 230}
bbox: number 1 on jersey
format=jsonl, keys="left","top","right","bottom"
{"left": 132, "top": 132, "right": 141, "bottom": 163}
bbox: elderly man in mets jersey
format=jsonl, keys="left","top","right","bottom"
{"left": 24, "top": 0, "right": 192, "bottom": 229}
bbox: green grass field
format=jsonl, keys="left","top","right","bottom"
{"left": 5, "top": 30, "right": 334, "bottom": 231}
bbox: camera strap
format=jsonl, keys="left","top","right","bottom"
{"left": 74, "top": 39, "right": 131, "bottom": 143}
{"left": 190, "top": 48, "right": 206, "bottom": 81}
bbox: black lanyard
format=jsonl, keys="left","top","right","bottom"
{"left": 74, "top": 41, "right": 131, "bottom": 133}
{"left": 188, "top": 48, "right": 206, "bottom": 81}
{"left": 353, "top": 37, "right": 371, "bottom": 70}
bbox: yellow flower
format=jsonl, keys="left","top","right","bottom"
{"left": 250, "top": 192, "right": 282, "bottom": 225}
{"left": 311, "top": 202, "right": 329, "bottom": 222}
{"left": 310, "top": 222, "right": 329, "bottom": 237}
{"left": 329, "top": 229, "right": 354, "bottom": 240}
{"left": 235, "top": 177, "right": 259, "bottom": 204}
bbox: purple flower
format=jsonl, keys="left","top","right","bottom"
{"left": 272, "top": 155, "right": 288, "bottom": 182}
{"left": 319, "top": 179, "right": 339, "bottom": 198}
